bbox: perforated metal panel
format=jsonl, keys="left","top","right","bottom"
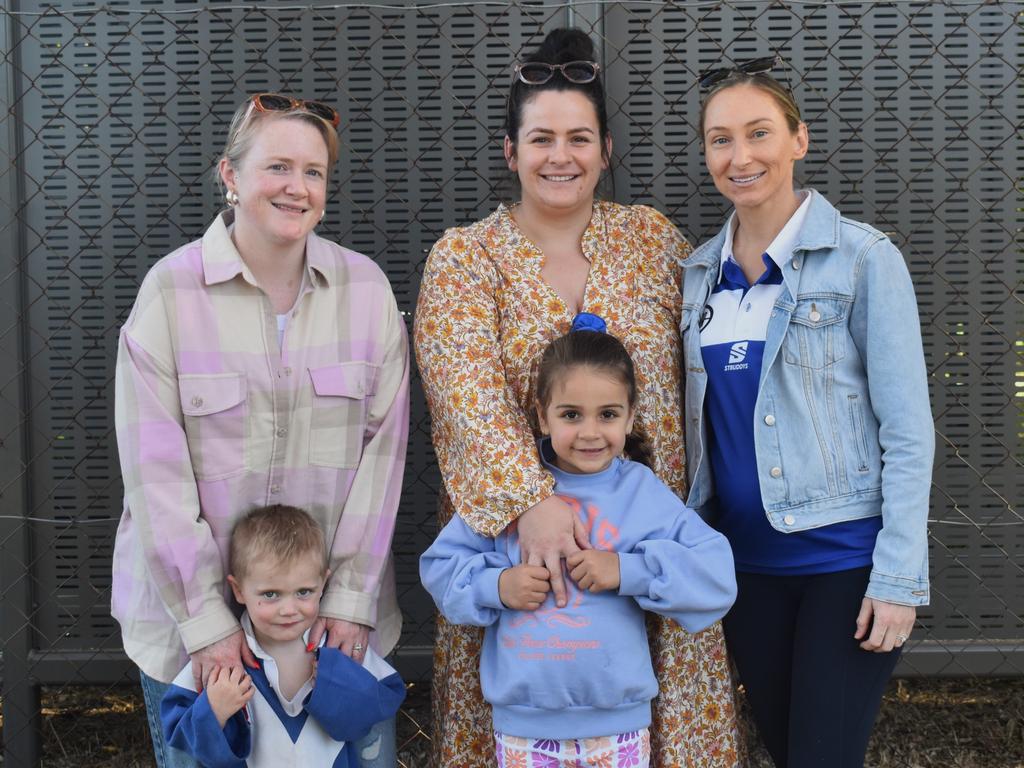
{"left": 1, "top": 2, "right": 1021, "bottom": 732}
{"left": 602, "top": 0, "right": 1024, "bottom": 674}
{"left": 4, "top": 0, "right": 578, "bottom": 682}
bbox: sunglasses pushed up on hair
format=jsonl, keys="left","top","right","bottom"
{"left": 698, "top": 55, "right": 781, "bottom": 89}
{"left": 248, "top": 93, "right": 341, "bottom": 128}
{"left": 513, "top": 60, "right": 601, "bottom": 85}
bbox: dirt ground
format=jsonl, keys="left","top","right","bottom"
{"left": 0, "top": 677, "right": 1021, "bottom": 767}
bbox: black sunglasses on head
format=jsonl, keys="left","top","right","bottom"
{"left": 698, "top": 56, "right": 781, "bottom": 89}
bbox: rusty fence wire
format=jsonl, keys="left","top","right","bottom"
{"left": 0, "top": 1, "right": 1021, "bottom": 765}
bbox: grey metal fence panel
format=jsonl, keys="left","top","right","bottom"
{"left": 1, "top": 0, "right": 1021, "bottom": 764}
{"left": 597, "top": 0, "right": 1024, "bottom": 676}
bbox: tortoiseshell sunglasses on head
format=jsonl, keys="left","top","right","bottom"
{"left": 248, "top": 92, "right": 340, "bottom": 128}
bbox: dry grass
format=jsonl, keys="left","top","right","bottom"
{"left": 741, "top": 678, "right": 1024, "bottom": 768}
{"left": 0, "top": 677, "right": 1020, "bottom": 767}
{"left": 870, "top": 679, "right": 1024, "bottom": 768}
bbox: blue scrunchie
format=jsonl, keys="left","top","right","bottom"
{"left": 571, "top": 312, "right": 607, "bottom": 334}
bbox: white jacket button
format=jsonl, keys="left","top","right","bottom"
{"left": 764, "top": 414, "right": 776, "bottom": 426}
{"left": 770, "top": 466, "right": 782, "bottom": 478}
{"left": 783, "top": 514, "right": 796, "bottom": 526}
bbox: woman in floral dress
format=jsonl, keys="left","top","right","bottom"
{"left": 414, "top": 28, "right": 741, "bottom": 767}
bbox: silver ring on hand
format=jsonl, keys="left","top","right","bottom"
{"left": 895, "top": 634, "right": 908, "bottom": 646}
{"left": 353, "top": 643, "right": 364, "bottom": 652}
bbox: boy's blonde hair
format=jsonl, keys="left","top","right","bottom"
{"left": 229, "top": 505, "right": 328, "bottom": 581}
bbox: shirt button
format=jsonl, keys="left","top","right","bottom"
{"left": 764, "top": 414, "right": 776, "bottom": 426}
{"left": 191, "top": 396, "right": 203, "bottom": 408}
{"left": 770, "top": 466, "right": 783, "bottom": 478}
{"left": 791, "top": 258, "right": 801, "bottom": 270}
{"left": 783, "top": 514, "right": 796, "bottom": 526}
{"left": 277, "top": 427, "right": 288, "bottom": 438}
{"left": 270, "top": 484, "right": 281, "bottom": 494}
{"left": 809, "top": 309, "right": 821, "bottom": 323}
{"left": 284, "top": 367, "right": 292, "bottom": 376}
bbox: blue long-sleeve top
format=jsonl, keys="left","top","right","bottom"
{"left": 420, "top": 441, "right": 736, "bottom": 740}
{"left": 160, "top": 614, "right": 406, "bottom": 767}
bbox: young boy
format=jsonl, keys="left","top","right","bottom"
{"left": 160, "top": 505, "right": 405, "bottom": 767}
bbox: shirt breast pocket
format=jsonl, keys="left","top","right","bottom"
{"left": 308, "top": 362, "right": 375, "bottom": 469}
{"left": 178, "top": 373, "right": 248, "bottom": 480}
{"left": 782, "top": 297, "right": 849, "bottom": 370}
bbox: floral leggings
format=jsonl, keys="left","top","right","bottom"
{"left": 495, "top": 729, "right": 650, "bottom": 768}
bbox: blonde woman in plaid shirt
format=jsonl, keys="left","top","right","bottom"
{"left": 112, "top": 94, "right": 409, "bottom": 768}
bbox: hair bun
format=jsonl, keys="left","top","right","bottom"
{"left": 529, "top": 27, "right": 597, "bottom": 65}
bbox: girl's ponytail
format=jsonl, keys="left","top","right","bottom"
{"left": 624, "top": 427, "right": 653, "bottom": 468}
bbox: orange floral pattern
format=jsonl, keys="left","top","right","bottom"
{"left": 415, "top": 202, "right": 741, "bottom": 767}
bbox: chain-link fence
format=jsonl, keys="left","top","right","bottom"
{"left": 0, "top": 0, "right": 1020, "bottom": 765}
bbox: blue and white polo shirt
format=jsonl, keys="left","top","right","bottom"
{"left": 700, "top": 194, "right": 881, "bottom": 575}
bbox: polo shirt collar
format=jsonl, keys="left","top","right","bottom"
{"left": 717, "top": 190, "right": 812, "bottom": 285}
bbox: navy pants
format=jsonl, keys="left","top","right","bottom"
{"left": 723, "top": 566, "right": 901, "bottom": 768}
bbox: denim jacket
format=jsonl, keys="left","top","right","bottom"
{"left": 680, "top": 190, "right": 933, "bottom": 606}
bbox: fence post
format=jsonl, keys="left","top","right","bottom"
{"left": 567, "top": 0, "right": 605, "bottom": 50}
{"left": 0, "top": 2, "right": 42, "bottom": 766}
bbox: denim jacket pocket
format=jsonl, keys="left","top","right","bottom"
{"left": 847, "top": 393, "right": 872, "bottom": 473}
{"left": 308, "top": 362, "right": 374, "bottom": 469}
{"left": 178, "top": 372, "right": 248, "bottom": 480}
{"left": 782, "top": 297, "right": 849, "bottom": 369}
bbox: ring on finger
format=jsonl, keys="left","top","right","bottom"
{"left": 353, "top": 643, "right": 364, "bottom": 653}
{"left": 895, "top": 633, "right": 909, "bottom": 646}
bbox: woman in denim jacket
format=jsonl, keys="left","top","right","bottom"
{"left": 680, "top": 61, "right": 933, "bottom": 767}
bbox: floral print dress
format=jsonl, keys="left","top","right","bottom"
{"left": 414, "top": 201, "right": 741, "bottom": 767}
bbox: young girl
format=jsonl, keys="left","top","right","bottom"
{"left": 420, "top": 315, "right": 737, "bottom": 768}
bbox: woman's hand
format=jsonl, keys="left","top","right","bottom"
{"left": 205, "top": 665, "right": 254, "bottom": 727}
{"left": 308, "top": 617, "right": 371, "bottom": 664}
{"left": 517, "top": 496, "right": 591, "bottom": 608}
{"left": 190, "top": 630, "right": 259, "bottom": 692}
{"left": 855, "top": 597, "right": 916, "bottom": 653}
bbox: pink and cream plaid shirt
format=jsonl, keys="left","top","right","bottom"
{"left": 113, "top": 211, "right": 409, "bottom": 682}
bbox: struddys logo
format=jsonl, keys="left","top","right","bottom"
{"left": 724, "top": 341, "right": 749, "bottom": 372}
